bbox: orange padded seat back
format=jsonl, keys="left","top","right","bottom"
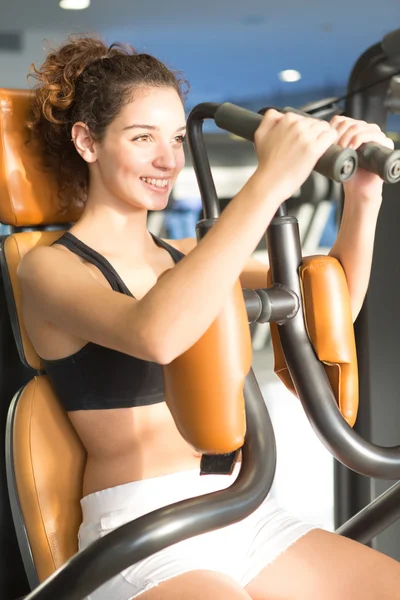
{"left": 0, "top": 88, "right": 82, "bottom": 227}
{"left": 9, "top": 377, "right": 86, "bottom": 582}
{"left": 1, "top": 88, "right": 86, "bottom": 584}
{"left": 4, "top": 231, "right": 65, "bottom": 370}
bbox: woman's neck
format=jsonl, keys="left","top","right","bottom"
{"left": 70, "top": 198, "right": 154, "bottom": 259}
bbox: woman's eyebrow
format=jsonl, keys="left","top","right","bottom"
{"left": 123, "top": 124, "right": 187, "bottom": 132}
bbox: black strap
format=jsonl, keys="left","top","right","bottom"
{"left": 53, "top": 232, "right": 133, "bottom": 296}
{"left": 200, "top": 450, "right": 240, "bottom": 476}
{"left": 153, "top": 236, "right": 185, "bottom": 263}
{"left": 53, "top": 232, "right": 185, "bottom": 297}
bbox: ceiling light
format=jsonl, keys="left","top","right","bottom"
{"left": 59, "top": 0, "right": 90, "bottom": 9}
{"left": 278, "top": 69, "right": 302, "bottom": 83}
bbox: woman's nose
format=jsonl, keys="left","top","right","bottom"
{"left": 153, "top": 143, "right": 177, "bottom": 170}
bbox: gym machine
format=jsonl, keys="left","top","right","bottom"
{"left": 2, "top": 28, "right": 400, "bottom": 600}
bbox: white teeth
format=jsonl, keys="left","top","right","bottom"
{"left": 141, "top": 177, "right": 168, "bottom": 188}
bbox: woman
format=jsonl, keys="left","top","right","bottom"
{"left": 19, "top": 34, "right": 400, "bottom": 599}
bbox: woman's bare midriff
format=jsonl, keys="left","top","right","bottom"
{"left": 68, "top": 402, "right": 203, "bottom": 498}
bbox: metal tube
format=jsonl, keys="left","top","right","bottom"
{"left": 186, "top": 103, "right": 221, "bottom": 220}
{"left": 243, "top": 289, "right": 262, "bottom": 323}
{"left": 267, "top": 216, "right": 400, "bottom": 479}
{"left": 336, "top": 480, "right": 400, "bottom": 544}
{"left": 243, "top": 288, "right": 298, "bottom": 324}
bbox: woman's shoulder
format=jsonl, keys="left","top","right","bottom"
{"left": 18, "top": 242, "right": 81, "bottom": 286}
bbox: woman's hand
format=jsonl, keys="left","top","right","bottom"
{"left": 330, "top": 115, "right": 395, "bottom": 201}
{"left": 253, "top": 109, "right": 340, "bottom": 205}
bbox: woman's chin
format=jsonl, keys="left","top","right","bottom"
{"left": 147, "top": 195, "right": 170, "bottom": 212}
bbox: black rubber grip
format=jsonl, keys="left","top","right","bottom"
{"left": 357, "top": 143, "right": 400, "bottom": 183}
{"left": 214, "top": 103, "right": 262, "bottom": 140}
{"left": 284, "top": 106, "right": 400, "bottom": 184}
{"left": 214, "top": 103, "right": 357, "bottom": 183}
{"left": 282, "top": 106, "right": 357, "bottom": 182}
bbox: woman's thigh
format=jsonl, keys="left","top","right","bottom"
{"left": 245, "top": 528, "right": 400, "bottom": 600}
{"left": 138, "top": 570, "right": 252, "bottom": 600}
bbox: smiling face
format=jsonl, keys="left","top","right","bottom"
{"left": 82, "top": 86, "right": 186, "bottom": 212}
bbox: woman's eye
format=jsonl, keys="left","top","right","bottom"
{"left": 175, "top": 135, "right": 186, "bottom": 144}
{"left": 133, "top": 134, "right": 152, "bottom": 142}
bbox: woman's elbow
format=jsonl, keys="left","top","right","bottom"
{"left": 142, "top": 324, "right": 180, "bottom": 365}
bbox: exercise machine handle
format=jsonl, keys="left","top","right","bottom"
{"left": 357, "top": 143, "right": 400, "bottom": 183}
{"left": 214, "top": 102, "right": 358, "bottom": 184}
{"left": 284, "top": 106, "right": 400, "bottom": 184}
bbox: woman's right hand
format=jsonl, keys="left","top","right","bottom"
{"left": 253, "top": 109, "right": 340, "bottom": 204}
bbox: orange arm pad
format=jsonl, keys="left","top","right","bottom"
{"left": 163, "top": 280, "right": 252, "bottom": 454}
{"left": 270, "top": 255, "right": 359, "bottom": 427}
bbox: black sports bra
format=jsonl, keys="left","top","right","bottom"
{"left": 42, "top": 232, "right": 185, "bottom": 412}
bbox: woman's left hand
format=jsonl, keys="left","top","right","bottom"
{"left": 329, "top": 115, "right": 395, "bottom": 201}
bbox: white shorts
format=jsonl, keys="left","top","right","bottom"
{"left": 78, "top": 466, "right": 317, "bottom": 599}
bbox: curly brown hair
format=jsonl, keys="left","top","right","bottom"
{"left": 28, "top": 34, "right": 188, "bottom": 211}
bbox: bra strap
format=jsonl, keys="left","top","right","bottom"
{"left": 53, "top": 232, "right": 133, "bottom": 296}
{"left": 151, "top": 234, "right": 185, "bottom": 263}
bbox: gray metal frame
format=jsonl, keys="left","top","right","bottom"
{"left": 335, "top": 29, "right": 400, "bottom": 539}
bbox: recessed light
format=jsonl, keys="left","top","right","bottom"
{"left": 59, "top": 0, "right": 90, "bottom": 9}
{"left": 278, "top": 69, "right": 302, "bottom": 83}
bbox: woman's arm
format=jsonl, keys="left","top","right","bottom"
{"left": 20, "top": 112, "right": 339, "bottom": 365}
{"left": 328, "top": 117, "right": 394, "bottom": 321}
{"left": 328, "top": 194, "right": 381, "bottom": 321}
{"left": 232, "top": 119, "right": 394, "bottom": 320}
{"left": 173, "top": 238, "right": 269, "bottom": 291}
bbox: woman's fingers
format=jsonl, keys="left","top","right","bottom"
{"left": 330, "top": 115, "right": 394, "bottom": 150}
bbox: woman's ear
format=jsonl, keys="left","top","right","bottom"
{"left": 71, "top": 122, "right": 97, "bottom": 163}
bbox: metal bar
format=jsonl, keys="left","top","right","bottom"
{"left": 267, "top": 216, "right": 400, "bottom": 479}
{"left": 243, "top": 288, "right": 298, "bottom": 324}
{"left": 336, "top": 479, "right": 400, "bottom": 544}
{"left": 186, "top": 103, "right": 220, "bottom": 220}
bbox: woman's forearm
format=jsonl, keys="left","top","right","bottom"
{"left": 328, "top": 194, "right": 382, "bottom": 321}
{"left": 138, "top": 172, "right": 282, "bottom": 363}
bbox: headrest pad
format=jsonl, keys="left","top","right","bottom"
{"left": 0, "top": 88, "right": 82, "bottom": 227}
